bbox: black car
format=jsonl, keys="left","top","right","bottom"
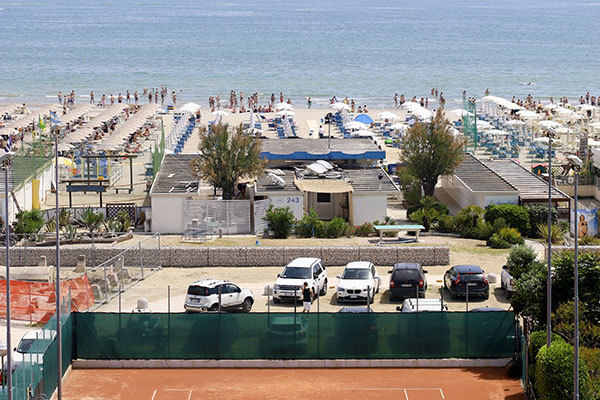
{"left": 444, "top": 265, "right": 489, "bottom": 300}
{"left": 388, "top": 263, "right": 428, "bottom": 301}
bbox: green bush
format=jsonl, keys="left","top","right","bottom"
{"left": 324, "top": 217, "right": 350, "bottom": 238}
{"left": 396, "top": 168, "right": 422, "bottom": 207}
{"left": 527, "top": 205, "right": 558, "bottom": 237}
{"left": 435, "top": 214, "right": 456, "bottom": 233}
{"left": 529, "top": 330, "right": 565, "bottom": 364}
{"left": 552, "top": 301, "right": 600, "bottom": 349}
{"left": 263, "top": 206, "right": 295, "bottom": 239}
{"left": 407, "top": 196, "right": 449, "bottom": 216}
{"left": 535, "top": 340, "right": 591, "bottom": 400}
{"left": 409, "top": 208, "right": 439, "bottom": 232}
{"left": 581, "top": 348, "right": 600, "bottom": 398}
{"left": 454, "top": 206, "right": 485, "bottom": 238}
{"left": 537, "top": 223, "right": 564, "bottom": 245}
{"left": 505, "top": 244, "right": 537, "bottom": 280}
{"left": 14, "top": 209, "right": 45, "bottom": 235}
{"left": 485, "top": 204, "right": 530, "bottom": 236}
{"left": 295, "top": 208, "right": 320, "bottom": 238}
{"left": 354, "top": 222, "right": 374, "bottom": 237}
{"left": 580, "top": 236, "right": 600, "bottom": 246}
{"left": 487, "top": 227, "right": 524, "bottom": 248}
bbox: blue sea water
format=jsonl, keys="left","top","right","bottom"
{"left": 0, "top": 0, "right": 599, "bottom": 107}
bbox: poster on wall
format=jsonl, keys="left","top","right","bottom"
{"left": 571, "top": 209, "right": 598, "bottom": 237}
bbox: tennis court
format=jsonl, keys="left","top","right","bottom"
{"left": 62, "top": 367, "right": 525, "bottom": 399}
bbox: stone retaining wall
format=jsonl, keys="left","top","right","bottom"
{"left": 2, "top": 246, "right": 449, "bottom": 268}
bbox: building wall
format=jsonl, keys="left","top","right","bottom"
{"left": 350, "top": 193, "right": 387, "bottom": 225}
{"left": 268, "top": 194, "right": 304, "bottom": 219}
{"left": 483, "top": 194, "right": 519, "bottom": 207}
{"left": 150, "top": 195, "right": 185, "bottom": 233}
{"left": 441, "top": 175, "right": 517, "bottom": 210}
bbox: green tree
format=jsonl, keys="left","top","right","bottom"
{"left": 396, "top": 167, "right": 422, "bottom": 206}
{"left": 190, "top": 123, "right": 266, "bottom": 199}
{"left": 510, "top": 260, "right": 548, "bottom": 328}
{"left": 14, "top": 209, "right": 45, "bottom": 235}
{"left": 400, "top": 109, "right": 465, "bottom": 196}
{"left": 76, "top": 207, "right": 104, "bottom": 236}
{"left": 263, "top": 206, "right": 295, "bottom": 239}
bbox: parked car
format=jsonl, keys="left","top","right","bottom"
{"left": 338, "top": 306, "right": 373, "bottom": 313}
{"left": 184, "top": 279, "right": 254, "bottom": 312}
{"left": 336, "top": 261, "right": 380, "bottom": 304}
{"left": 444, "top": 265, "right": 489, "bottom": 300}
{"left": 273, "top": 258, "right": 327, "bottom": 303}
{"left": 397, "top": 298, "right": 447, "bottom": 312}
{"left": 388, "top": 263, "right": 428, "bottom": 301}
{"left": 500, "top": 264, "right": 515, "bottom": 298}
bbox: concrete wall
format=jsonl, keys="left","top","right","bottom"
{"left": 150, "top": 195, "right": 184, "bottom": 233}
{"left": 0, "top": 246, "right": 450, "bottom": 268}
{"left": 0, "top": 162, "right": 54, "bottom": 223}
{"left": 557, "top": 184, "right": 596, "bottom": 198}
{"left": 268, "top": 194, "right": 304, "bottom": 219}
{"left": 350, "top": 193, "right": 387, "bottom": 225}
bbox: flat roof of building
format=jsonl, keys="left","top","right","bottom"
{"left": 260, "top": 138, "right": 386, "bottom": 160}
{"left": 150, "top": 154, "right": 200, "bottom": 195}
{"left": 454, "top": 154, "right": 517, "bottom": 193}
{"left": 482, "top": 158, "right": 570, "bottom": 202}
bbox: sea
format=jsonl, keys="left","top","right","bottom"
{"left": 1, "top": 0, "right": 599, "bottom": 108}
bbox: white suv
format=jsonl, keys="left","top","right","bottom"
{"left": 184, "top": 279, "right": 254, "bottom": 313}
{"left": 273, "top": 258, "right": 328, "bottom": 303}
{"left": 336, "top": 261, "right": 380, "bottom": 303}
{"left": 501, "top": 264, "right": 515, "bottom": 298}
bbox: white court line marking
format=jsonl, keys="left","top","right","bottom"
{"left": 440, "top": 388, "right": 445, "bottom": 399}
{"left": 404, "top": 388, "right": 409, "bottom": 400}
{"left": 188, "top": 390, "right": 192, "bottom": 400}
{"left": 151, "top": 389, "right": 157, "bottom": 400}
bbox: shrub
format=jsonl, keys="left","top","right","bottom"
{"left": 409, "top": 208, "right": 439, "bottom": 232}
{"left": 485, "top": 204, "right": 530, "bottom": 236}
{"left": 534, "top": 340, "right": 591, "bottom": 400}
{"left": 552, "top": 301, "right": 600, "bottom": 349}
{"left": 487, "top": 227, "right": 523, "bottom": 249}
{"left": 295, "top": 208, "right": 320, "bottom": 238}
{"left": 435, "top": 214, "right": 456, "bottom": 233}
{"left": 529, "top": 330, "right": 564, "bottom": 363}
{"left": 14, "top": 209, "right": 44, "bottom": 235}
{"left": 580, "top": 347, "right": 600, "bottom": 398}
{"left": 526, "top": 205, "right": 558, "bottom": 237}
{"left": 454, "top": 206, "right": 485, "bottom": 238}
{"left": 354, "top": 222, "right": 374, "bottom": 237}
{"left": 324, "top": 217, "right": 350, "bottom": 238}
{"left": 406, "top": 196, "right": 449, "bottom": 216}
{"left": 580, "top": 235, "right": 600, "bottom": 246}
{"left": 396, "top": 168, "right": 422, "bottom": 207}
{"left": 263, "top": 206, "right": 295, "bottom": 239}
{"left": 505, "top": 244, "right": 537, "bottom": 280}
{"left": 537, "top": 223, "right": 564, "bottom": 245}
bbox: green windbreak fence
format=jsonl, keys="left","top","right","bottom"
{"left": 75, "top": 311, "right": 517, "bottom": 360}
{"left": 0, "top": 295, "right": 72, "bottom": 400}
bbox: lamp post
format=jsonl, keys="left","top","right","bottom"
{"left": 567, "top": 154, "right": 583, "bottom": 400}
{"left": 1, "top": 152, "right": 14, "bottom": 400}
{"left": 543, "top": 127, "right": 556, "bottom": 349}
{"left": 54, "top": 133, "right": 62, "bottom": 400}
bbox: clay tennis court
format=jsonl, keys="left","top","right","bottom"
{"left": 62, "top": 367, "right": 525, "bottom": 399}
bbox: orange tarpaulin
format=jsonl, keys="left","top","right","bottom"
{"left": 0, "top": 274, "right": 95, "bottom": 323}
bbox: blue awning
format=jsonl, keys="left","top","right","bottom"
{"left": 354, "top": 114, "right": 373, "bottom": 124}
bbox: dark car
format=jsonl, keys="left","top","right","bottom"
{"left": 388, "top": 263, "right": 428, "bottom": 301}
{"left": 444, "top": 265, "right": 489, "bottom": 300}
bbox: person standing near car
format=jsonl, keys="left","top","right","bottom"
{"left": 302, "top": 282, "right": 313, "bottom": 313}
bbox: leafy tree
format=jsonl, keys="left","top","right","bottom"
{"left": 485, "top": 204, "right": 530, "bottom": 236}
{"left": 190, "top": 123, "right": 266, "bottom": 199}
{"left": 396, "top": 167, "right": 422, "bottom": 206}
{"left": 511, "top": 260, "right": 548, "bottom": 328}
{"left": 552, "top": 301, "right": 600, "bottom": 349}
{"left": 76, "top": 207, "right": 104, "bottom": 235}
{"left": 408, "top": 196, "right": 446, "bottom": 231}
{"left": 505, "top": 244, "right": 537, "bottom": 280}
{"left": 400, "top": 109, "right": 465, "bottom": 196}
{"left": 526, "top": 205, "right": 557, "bottom": 237}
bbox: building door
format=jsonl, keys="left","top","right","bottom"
{"left": 314, "top": 192, "right": 333, "bottom": 220}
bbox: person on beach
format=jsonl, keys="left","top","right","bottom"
{"left": 101, "top": 94, "right": 106, "bottom": 107}
{"left": 485, "top": 88, "right": 490, "bottom": 96}
{"left": 134, "top": 91, "right": 139, "bottom": 105}
{"left": 435, "top": 89, "right": 438, "bottom": 98}
{"left": 357, "top": 106, "right": 362, "bottom": 113}
{"left": 431, "top": 88, "right": 435, "bottom": 96}
{"left": 586, "top": 92, "right": 590, "bottom": 104}
{"left": 239, "top": 92, "right": 243, "bottom": 107}
{"left": 411, "top": 96, "right": 417, "bottom": 103}
{"left": 394, "top": 93, "right": 398, "bottom": 108}
{"left": 279, "top": 92, "right": 284, "bottom": 103}
{"left": 425, "top": 98, "right": 429, "bottom": 109}
{"left": 301, "top": 282, "right": 313, "bottom": 313}
{"left": 307, "top": 97, "right": 312, "bottom": 109}
{"left": 118, "top": 93, "right": 123, "bottom": 103}
{"left": 126, "top": 90, "right": 130, "bottom": 104}
{"left": 148, "top": 91, "right": 152, "bottom": 104}
{"left": 90, "top": 91, "right": 94, "bottom": 104}
{"left": 270, "top": 93, "right": 275, "bottom": 106}
{"left": 363, "top": 105, "right": 369, "bottom": 113}
{"left": 420, "top": 98, "right": 424, "bottom": 107}
{"left": 318, "top": 125, "right": 324, "bottom": 137}
{"left": 399, "top": 94, "right": 405, "bottom": 105}
{"left": 58, "top": 91, "right": 62, "bottom": 104}
{"left": 172, "top": 91, "right": 177, "bottom": 105}
{"left": 110, "top": 94, "right": 115, "bottom": 105}
{"left": 351, "top": 99, "right": 355, "bottom": 112}
{"left": 439, "top": 93, "right": 445, "bottom": 108}
{"left": 216, "top": 95, "right": 221, "bottom": 109}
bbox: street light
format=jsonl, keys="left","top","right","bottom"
{"left": 53, "top": 133, "right": 62, "bottom": 400}
{"left": 542, "top": 126, "right": 556, "bottom": 349}
{"left": 0, "top": 151, "right": 15, "bottom": 400}
{"left": 567, "top": 154, "right": 583, "bottom": 400}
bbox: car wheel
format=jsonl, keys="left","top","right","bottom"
{"left": 319, "top": 281, "right": 327, "bottom": 296}
{"left": 273, "top": 297, "right": 281, "bottom": 304}
{"left": 209, "top": 303, "right": 219, "bottom": 312}
{"left": 242, "top": 298, "right": 253, "bottom": 313}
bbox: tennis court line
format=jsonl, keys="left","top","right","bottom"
{"left": 342, "top": 387, "right": 444, "bottom": 399}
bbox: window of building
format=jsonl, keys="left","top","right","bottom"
{"left": 316, "top": 193, "right": 331, "bottom": 203}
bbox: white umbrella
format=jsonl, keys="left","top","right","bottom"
{"left": 352, "top": 129, "right": 374, "bottom": 137}
{"left": 556, "top": 127, "right": 573, "bottom": 134}
{"left": 505, "top": 119, "right": 526, "bottom": 126}
{"left": 538, "top": 120, "right": 561, "bottom": 128}
{"left": 181, "top": 102, "right": 201, "bottom": 113}
{"left": 449, "top": 108, "right": 470, "bottom": 117}
{"left": 211, "top": 110, "right": 229, "bottom": 117}
{"left": 578, "top": 104, "right": 596, "bottom": 111}
{"left": 588, "top": 122, "right": 600, "bottom": 128}
{"left": 275, "top": 110, "right": 295, "bottom": 117}
{"left": 274, "top": 103, "right": 293, "bottom": 111}
{"left": 487, "top": 129, "right": 510, "bottom": 136}
{"left": 517, "top": 110, "right": 541, "bottom": 119}
{"left": 345, "top": 121, "right": 367, "bottom": 130}
{"left": 331, "top": 102, "right": 350, "bottom": 111}
{"left": 534, "top": 137, "right": 561, "bottom": 145}
{"left": 476, "top": 120, "right": 492, "bottom": 129}
{"left": 378, "top": 111, "right": 400, "bottom": 121}
{"left": 544, "top": 103, "right": 558, "bottom": 110}
{"left": 389, "top": 122, "right": 409, "bottom": 130}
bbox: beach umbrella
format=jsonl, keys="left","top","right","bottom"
{"left": 537, "top": 120, "right": 561, "bottom": 128}
{"left": 544, "top": 103, "right": 558, "bottom": 110}
{"left": 352, "top": 129, "right": 374, "bottom": 137}
{"left": 449, "top": 109, "right": 470, "bottom": 117}
{"left": 211, "top": 110, "right": 229, "bottom": 117}
{"left": 274, "top": 103, "right": 293, "bottom": 111}
{"left": 534, "top": 137, "right": 561, "bottom": 145}
{"left": 505, "top": 119, "right": 526, "bottom": 126}
{"left": 487, "top": 129, "right": 510, "bottom": 136}
{"left": 331, "top": 102, "right": 350, "bottom": 111}
{"left": 475, "top": 120, "right": 492, "bottom": 129}
{"left": 354, "top": 114, "right": 373, "bottom": 124}
{"left": 275, "top": 110, "right": 295, "bottom": 117}
{"left": 556, "top": 127, "right": 573, "bottom": 134}
{"left": 588, "top": 122, "right": 600, "bottom": 128}
{"left": 181, "top": 102, "right": 201, "bottom": 113}
{"left": 345, "top": 121, "right": 367, "bottom": 130}
{"left": 389, "top": 122, "right": 409, "bottom": 130}
{"left": 378, "top": 111, "right": 400, "bottom": 121}
{"left": 517, "top": 110, "right": 541, "bottom": 119}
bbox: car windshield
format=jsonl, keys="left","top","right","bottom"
{"left": 393, "top": 269, "right": 419, "bottom": 280}
{"left": 17, "top": 338, "right": 53, "bottom": 354}
{"left": 280, "top": 267, "right": 311, "bottom": 279}
{"left": 342, "top": 269, "right": 370, "bottom": 280}
{"left": 187, "top": 286, "right": 209, "bottom": 296}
